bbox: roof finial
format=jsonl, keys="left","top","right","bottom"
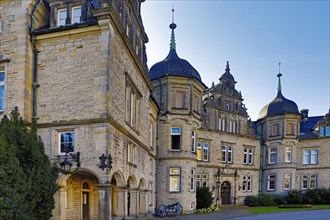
{"left": 277, "top": 61, "right": 282, "bottom": 93}
{"left": 169, "top": 6, "right": 177, "bottom": 50}
{"left": 226, "top": 61, "right": 230, "bottom": 72}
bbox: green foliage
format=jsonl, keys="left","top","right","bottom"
{"left": 244, "top": 195, "right": 259, "bottom": 207}
{"left": 257, "top": 193, "right": 276, "bottom": 206}
{"left": 274, "top": 194, "right": 287, "bottom": 205}
{"left": 302, "top": 188, "right": 330, "bottom": 205}
{"left": 286, "top": 189, "right": 303, "bottom": 204}
{"left": 196, "top": 187, "right": 214, "bottom": 209}
{"left": 0, "top": 108, "right": 58, "bottom": 220}
{"left": 195, "top": 206, "right": 220, "bottom": 213}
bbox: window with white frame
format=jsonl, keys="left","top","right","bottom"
{"left": 57, "top": 8, "right": 67, "bottom": 26}
{"left": 190, "top": 169, "right": 195, "bottom": 191}
{"left": 302, "top": 174, "right": 317, "bottom": 189}
{"left": 229, "top": 121, "right": 237, "bottom": 133}
{"left": 242, "top": 176, "right": 252, "bottom": 192}
{"left": 267, "top": 174, "right": 276, "bottom": 191}
{"left": 285, "top": 146, "right": 292, "bottom": 163}
{"left": 196, "top": 174, "right": 201, "bottom": 188}
{"left": 269, "top": 148, "right": 277, "bottom": 164}
{"left": 59, "top": 131, "right": 74, "bottom": 154}
{"left": 0, "top": 71, "right": 5, "bottom": 111}
{"left": 243, "top": 148, "right": 254, "bottom": 165}
{"left": 128, "top": 142, "right": 136, "bottom": 165}
{"left": 284, "top": 173, "right": 291, "bottom": 190}
{"left": 169, "top": 168, "right": 180, "bottom": 192}
{"left": 303, "top": 149, "right": 318, "bottom": 164}
{"left": 218, "top": 118, "right": 226, "bottom": 131}
{"left": 202, "top": 174, "right": 208, "bottom": 187}
{"left": 71, "top": 6, "right": 81, "bottom": 24}
{"left": 222, "top": 146, "right": 232, "bottom": 163}
{"left": 196, "top": 141, "right": 209, "bottom": 161}
{"left": 171, "top": 127, "right": 181, "bottom": 150}
{"left": 271, "top": 123, "right": 279, "bottom": 136}
{"left": 191, "top": 130, "right": 196, "bottom": 152}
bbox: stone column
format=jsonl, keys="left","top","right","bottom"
{"left": 97, "top": 183, "right": 112, "bottom": 220}
{"left": 116, "top": 187, "right": 126, "bottom": 218}
{"left": 59, "top": 187, "right": 67, "bottom": 219}
{"left": 129, "top": 189, "right": 138, "bottom": 217}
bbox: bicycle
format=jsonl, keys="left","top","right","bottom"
{"left": 156, "top": 202, "right": 183, "bottom": 217}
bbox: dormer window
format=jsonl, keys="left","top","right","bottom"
{"left": 72, "top": 6, "right": 82, "bottom": 23}
{"left": 58, "top": 9, "right": 67, "bottom": 26}
{"left": 225, "top": 103, "right": 231, "bottom": 111}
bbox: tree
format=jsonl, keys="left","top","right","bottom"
{"left": 0, "top": 107, "right": 58, "bottom": 220}
{"left": 196, "top": 186, "right": 214, "bottom": 209}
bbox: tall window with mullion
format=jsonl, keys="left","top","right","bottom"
{"left": 302, "top": 174, "right": 317, "bottom": 189}
{"left": 268, "top": 148, "right": 277, "bottom": 164}
{"left": 71, "top": 6, "right": 81, "bottom": 24}
{"left": 267, "top": 174, "right": 276, "bottom": 191}
{"left": 169, "top": 168, "right": 180, "bottom": 192}
{"left": 222, "top": 146, "right": 232, "bottom": 163}
{"left": 59, "top": 131, "right": 74, "bottom": 154}
{"left": 171, "top": 127, "right": 181, "bottom": 150}
{"left": 125, "top": 81, "right": 140, "bottom": 129}
{"left": 243, "top": 148, "right": 254, "bottom": 165}
{"left": 0, "top": 71, "right": 4, "bottom": 111}
{"left": 242, "top": 176, "right": 252, "bottom": 192}
{"left": 196, "top": 141, "right": 209, "bottom": 161}
{"left": 303, "top": 149, "right": 318, "bottom": 164}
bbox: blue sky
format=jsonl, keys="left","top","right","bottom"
{"left": 141, "top": 1, "right": 329, "bottom": 121}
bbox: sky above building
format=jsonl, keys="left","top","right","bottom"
{"left": 141, "top": 0, "right": 329, "bottom": 121}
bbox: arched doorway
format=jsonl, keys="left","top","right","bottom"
{"left": 110, "top": 172, "right": 125, "bottom": 218}
{"left": 221, "top": 181, "right": 231, "bottom": 205}
{"left": 82, "top": 182, "right": 90, "bottom": 220}
{"left": 138, "top": 179, "right": 146, "bottom": 214}
{"left": 111, "top": 176, "right": 118, "bottom": 217}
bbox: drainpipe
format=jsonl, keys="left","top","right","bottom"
{"left": 29, "top": 0, "right": 43, "bottom": 120}
{"left": 258, "top": 122, "right": 264, "bottom": 193}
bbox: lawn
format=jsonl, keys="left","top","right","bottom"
{"left": 249, "top": 205, "right": 330, "bottom": 214}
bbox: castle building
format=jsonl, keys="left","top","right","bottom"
{"left": 0, "top": 1, "right": 329, "bottom": 219}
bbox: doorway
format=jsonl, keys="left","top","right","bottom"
{"left": 221, "top": 181, "right": 231, "bottom": 205}
{"left": 82, "top": 182, "right": 90, "bottom": 220}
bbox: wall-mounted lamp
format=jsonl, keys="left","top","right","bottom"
{"left": 98, "top": 153, "right": 112, "bottom": 171}
{"left": 58, "top": 148, "right": 81, "bottom": 174}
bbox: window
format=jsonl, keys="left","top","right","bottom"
{"left": 58, "top": 8, "right": 67, "bottom": 26}
{"left": 326, "top": 126, "right": 330, "bottom": 137}
{"left": 169, "top": 168, "right": 180, "bottom": 192}
{"left": 224, "top": 103, "right": 231, "bottom": 111}
{"left": 171, "top": 128, "right": 181, "bottom": 150}
{"left": 218, "top": 118, "right": 226, "bottom": 131}
{"left": 269, "top": 148, "right": 277, "bottom": 164}
{"left": 175, "top": 91, "right": 185, "bottom": 108}
{"left": 284, "top": 173, "right": 291, "bottom": 190}
{"left": 193, "top": 95, "right": 200, "bottom": 112}
{"left": 59, "top": 131, "right": 74, "bottom": 154}
{"left": 128, "top": 142, "right": 136, "bottom": 165}
{"left": 285, "top": 146, "right": 292, "bottom": 163}
{"left": 190, "top": 169, "right": 195, "bottom": 191}
{"left": 72, "top": 6, "right": 81, "bottom": 23}
{"left": 243, "top": 148, "right": 254, "bottom": 165}
{"left": 267, "top": 174, "right": 276, "bottom": 191}
{"left": 222, "top": 146, "right": 232, "bottom": 163}
{"left": 0, "top": 71, "right": 4, "bottom": 111}
{"left": 303, "top": 149, "right": 318, "bottom": 164}
{"left": 196, "top": 174, "right": 201, "bottom": 188}
{"left": 287, "top": 122, "right": 294, "bottom": 135}
{"left": 202, "top": 174, "right": 208, "bottom": 187}
{"left": 271, "top": 123, "right": 279, "bottom": 136}
{"left": 242, "top": 176, "right": 252, "bottom": 192}
{"left": 125, "top": 79, "right": 140, "bottom": 129}
{"left": 302, "top": 174, "right": 317, "bottom": 189}
{"left": 320, "top": 127, "right": 324, "bottom": 137}
{"left": 149, "top": 121, "right": 153, "bottom": 147}
{"left": 196, "top": 141, "right": 209, "bottom": 161}
{"left": 149, "top": 157, "right": 154, "bottom": 175}
{"left": 229, "top": 121, "right": 237, "bottom": 133}
{"left": 191, "top": 130, "right": 196, "bottom": 152}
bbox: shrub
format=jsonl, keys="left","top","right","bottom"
{"left": 244, "top": 195, "right": 259, "bottom": 207}
{"left": 257, "top": 193, "right": 276, "bottom": 206}
{"left": 274, "top": 194, "right": 286, "bottom": 205}
{"left": 302, "top": 188, "right": 330, "bottom": 204}
{"left": 196, "top": 187, "right": 214, "bottom": 209}
{"left": 286, "top": 190, "right": 303, "bottom": 204}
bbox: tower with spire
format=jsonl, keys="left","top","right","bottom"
{"left": 148, "top": 8, "right": 206, "bottom": 211}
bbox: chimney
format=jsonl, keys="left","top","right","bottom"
{"left": 300, "top": 109, "right": 309, "bottom": 120}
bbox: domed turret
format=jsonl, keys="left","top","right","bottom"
{"left": 258, "top": 72, "right": 299, "bottom": 120}
{"left": 148, "top": 10, "right": 202, "bottom": 83}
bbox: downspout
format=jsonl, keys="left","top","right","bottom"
{"left": 258, "top": 121, "right": 264, "bottom": 193}
{"left": 29, "top": 0, "right": 43, "bottom": 120}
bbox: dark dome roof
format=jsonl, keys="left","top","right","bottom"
{"left": 148, "top": 49, "right": 202, "bottom": 83}
{"left": 258, "top": 91, "right": 299, "bottom": 119}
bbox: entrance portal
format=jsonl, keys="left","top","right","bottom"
{"left": 221, "top": 181, "right": 231, "bottom": 205}
{"left": 82, "top": 182, "right": 90, "bottom": 220}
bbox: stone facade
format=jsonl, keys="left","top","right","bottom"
{"left": 1, "top": 1, "right": 329, "bottom": 220}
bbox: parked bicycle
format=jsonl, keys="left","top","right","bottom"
{"left": 156, "top": 202, "right": 183, "bottom": 217}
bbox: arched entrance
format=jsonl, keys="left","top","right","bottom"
{"left": 111, "top": 176, "right": 118, "bottom": 217}
{"left": 138, "top": 179, "right": 146, "bottom": 214}
{"left": 221, "top": 181, "right": 231, "bottom": 205}
{"left": 110, "top": 172, "right": 124, "bottom": 218}
{"left": 127, "top": 176, "right": 137, "bottom": 217}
